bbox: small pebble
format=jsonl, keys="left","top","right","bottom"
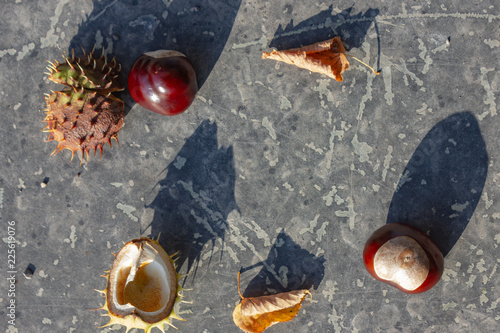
{"left": 24, "top": 263, "right": 36, "bottom": 279}
{"left": 41, "top": 177, "right": 49, "bottom": 188}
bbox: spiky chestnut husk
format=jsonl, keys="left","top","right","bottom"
{"left": 95, "top": 237, "right": 188, "bottom": 333}
{"left": 43, "top": 88, "right": 124, "bottom": 161}
{"left": 43, "top": 48, "right": 125, "bottom": 162}
{"left": 47, "top": 48, "right": 124, "bottom": 93}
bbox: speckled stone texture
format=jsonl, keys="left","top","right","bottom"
{"left": 0, "top": 0, "right": 499, "bottom": 332}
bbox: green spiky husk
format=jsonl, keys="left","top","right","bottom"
{"left": 47, "top": 48, "right": 124, "bottom": 93}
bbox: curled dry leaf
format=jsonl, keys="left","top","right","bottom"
{"left": 262, "top": 36, "right": 379, "bottom": 81}
{"left": 233, "top": 272, "right": 311, "bottom": 333}
{"left": 262, "top": 37, "right": 349, "bottom": 81}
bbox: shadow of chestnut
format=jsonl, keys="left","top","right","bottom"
{"left": 147, "top": 120, "right": 238, "bottom": 278}
{"left": 387, "top": 112, "right": 488, "bottom": 257}
{"left": 68, "top": 0, "right": 242, "bottom": 112}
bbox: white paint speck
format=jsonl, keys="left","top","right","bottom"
{"left": 262, "top": 117, "right": 277, "bottom": 140}
{"left": 451, "top": 201, "right": 469, "bottom": 212}
{"left": 484, "top": 39, "right": 500, "bottom": 49}
{"left": 279, "top": 96, "right": 292, "bottom": 110}
{"left": 335, "top": 197, "right": 357, "bottom": 230}
{"left": 328, "top": 306, "right": 344, "bottom": 332}
{"left": 442, "top": 302, "right": 458, "bottom": 311}
{"left": 352, "top": 134, "right": 373, "bottom": 163}
{"left": 322, "top": 280, "right": 338, "bottom": 302}
{"left": 323, "top": 186, "right": 337, "bottom": 207}
{"left": 174, "top": 156, "right": 186, "bottom": 169}
{"left": 40, "top": 0, "right": 71, "bottom": 48}
{"left": 16, "top": 43, "right": 35, "bottom": 61}
{"left": 116, "top": 203, "right": 138, "bottom": 222}
{"left": 63, "top": 225, "right": 77, "bottom": 248}
{"left": 480, "top": 291, "right": 489, "bottom": 305}
{"left": 382, "top": 146, "right": 393, "bottom": 181}
{"left": 478, "top": 67, "right": 497, "bottom": 119}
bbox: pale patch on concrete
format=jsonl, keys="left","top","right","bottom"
{"left": 416, "top": 103, "right": 432, "bottom": 115}
{"left": 477, "top": 67, "right": 497, "bottom": 119}
{"left": 382, "top": 145, "right": 393, "bottom": 182}
{"left": 239, "top": 219, "right": 272, "bottom": 247}
{"left": 0, "top": 49, "right": 17, "bottom": 57}
{"left": 322, "top": 280, "right": 338, "bottom": 302}
{"left": 352, "top": 134, "right": 373, "bottom": 163}
{"left": 442, "top": 268, "right": 458, "bottom": 282}
{"left": 306, "top": 142, "right": 324, "bottom": 154}
{"left": 40, "top": 0, "right": 70, "bottom": 48}
{"left": 328, "top": 306, "right": 344, "bottom": 332}
{"left": 481, "top": 192, "right": 493, "bottom": 209}
{"left": 323, "top": 186, "right": 337, "bottom": 207}
{"left": 313, "top": 79, "right": 336, "bottom": 109}
{"left": 116, "top": 203, "right": 138, "bottom": 222}
{"left": 63, "top": 225, "right": 77, "bottom": 248}
{"left": 484, "top": 39, "right": 500, "bottom": 48}
{"left": 452, "top": 201, "right": 470, "bottom": 212}
{"left": 279, "top": 95, "right": 292, "bottom": 110}
{"left": 16, "top": 43, "right": 35, "bottom": 61}
{"left": 335, "top": 197, "right": 357, "bottom": 230}
{"left": 262, "top": 116, "right": 277, "bottom": 140}
{"left": 417, "top": 38, "right": 433, "bottom": 74}
{"left": 383, "top": 65, "right": 394, "bottom": 105}
{"left": 173, "top": 156, "right": 187, "bottom": 169}
{"left": 442, "top": 302, "right": 458, "bottom": 311}
{"left": 397, "top": 59, "right": 424, "bottom": 86}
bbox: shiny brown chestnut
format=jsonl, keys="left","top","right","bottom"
{"left": 363, "top": 223, "right": 444, "bottom": 293}
{"left": 128, "top": 50, "right": 197, "bottom": 116}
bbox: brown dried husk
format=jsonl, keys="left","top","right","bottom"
{"left": 43, "top": 49, "right": 125, "bottom": 162}
{"left": 43, "top": 88, "right": 124, "bottom": 162}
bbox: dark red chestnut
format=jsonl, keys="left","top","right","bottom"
{"left": 128, "top": 50, "right": 197, "bottom": 116}
{"left": 363, "top": 223, "right": 444, "bottom": 293}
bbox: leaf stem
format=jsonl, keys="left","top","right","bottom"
{"left": 237, "top": 271, "right": 244, "bottom": 299}
{"left": 345, "top": 54, "right": 380, "bottom": 75}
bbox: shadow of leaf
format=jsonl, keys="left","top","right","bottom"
{"left": 387, "top": 112, "right": 488, "bottom": 257}
{"left": 69, "top": 0, "right": 242, "bottom": 91}
{"left": 147, "top": 120, "right": 238, "bottom": 277}
{"left": 241, "top": 230, "right": 325, "bottom": 298}
{"left": 269, "top": 5, "right": 379, "bottom": 51}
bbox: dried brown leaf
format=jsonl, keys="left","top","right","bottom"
{"left": 232, "top": 272, "right": 311, "bottom": 333}
{"left": 262, "top": 37, "right": 349, "bottom": 81}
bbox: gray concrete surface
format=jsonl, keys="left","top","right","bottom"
{"left": 0, "top": 0, "right": 499, "bottom": 332}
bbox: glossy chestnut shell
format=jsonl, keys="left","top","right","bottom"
{"left": 128, "top": 50, "right": 197, "bottom": 116}
{"left": 363, "top": 223, "right": 444, "bottom": 294}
